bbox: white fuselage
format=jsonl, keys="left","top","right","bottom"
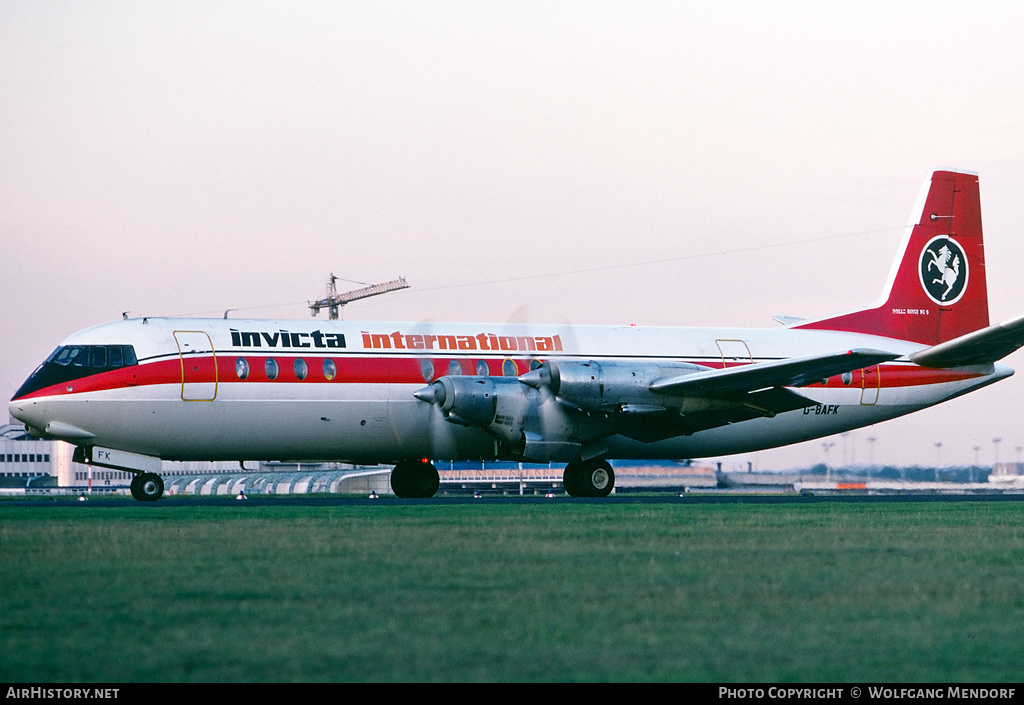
{"left": 8, "top": 316, "right": 1009, "bottom": 464}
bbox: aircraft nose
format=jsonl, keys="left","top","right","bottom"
{"left": 9, "top": 398, "right": 46, "bottom": 435}
{"left": 9, "top": 398, "right": 26, "bottom": 421}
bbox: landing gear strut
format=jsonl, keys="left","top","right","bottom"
{"left": 563, "top": 458, "right": 615, "bottom": 497}
{"left": 130, "top": 472, "right": 164, "bottom": 502}
{"left": 390, "top": 460, "right": 440, "bottom": 498}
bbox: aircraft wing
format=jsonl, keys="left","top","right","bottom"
{"left": 611, "top": 349, "right": 900, "bottom": 443}
{"left": 910, "top": 314, "right": 1024, "bottom": 368}
{"left": 615, "top": 387, "right": 816, "bottom": 443}
{"left": 649, "top": 348, "right": 902, "bottom": 397}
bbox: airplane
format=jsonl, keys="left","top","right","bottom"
{"left": 9, "top": 169, "right": 1024, "bottom": 501}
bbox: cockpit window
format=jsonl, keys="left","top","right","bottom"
{"left": 89, "top": 346, "right": 107, "bottom": 368}
{"left": 51, "top": 345, "right": 138, "bottom": 369}
{"left": 71, "top": 348, "right": 91, "bottom": 367}
{"left": 48, "top": 347, "right": 72, "bottom": 365}
{"left": 12, "top": 344, "right": 141, "bottom": 400}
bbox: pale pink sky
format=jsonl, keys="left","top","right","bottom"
{"left": 3, "top": 2, "right": 1024, "bottom": 469}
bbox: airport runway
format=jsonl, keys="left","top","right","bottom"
{"left": 5, "top": 492, "right": 1024, "bottom": 509}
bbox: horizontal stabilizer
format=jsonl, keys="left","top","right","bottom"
{"left": 910, "top": 314, "right": 1024, "bottom": 368}
{"left": 649, "top": 348, "right": 901, "bottom": 397}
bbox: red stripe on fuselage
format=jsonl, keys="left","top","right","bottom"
{"left": 14, "top": 355, "right": 511, "bottom": 399}
{"left": 14, "top": 355, "right": 985, "bottom": 401}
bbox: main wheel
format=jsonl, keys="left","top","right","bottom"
{"left": 131, "top": 472, "right": 164, "bottom": 502}
{"left": 562, "top": 462, "right": 584, "bottom": 496}
{"left": 563, "top": 459, "right": 614, "bottom": 497}
{"left": 390, "top": 460, "right": 440, "bottom": 498}
{"left": 582, "top": 459, "right": 614, "bottom": 497}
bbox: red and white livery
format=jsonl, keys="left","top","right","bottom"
{"left": 10, "top": 170, "right": 1024, "bottom": 500}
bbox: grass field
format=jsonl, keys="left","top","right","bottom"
{"left": 1, "top": 497, "right": 1022, "bottom": 682}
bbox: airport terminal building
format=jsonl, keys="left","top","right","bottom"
{"left": 1, "top": 422, "right": 58, "bottom": 488}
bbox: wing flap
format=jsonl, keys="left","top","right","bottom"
{"left": 649, "top": 348, "right": 901, "bottom": 397}
{"left": 910, "top": 314, "right": 1024, "bottom": 368}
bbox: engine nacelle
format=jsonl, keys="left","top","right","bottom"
{"left": 414, "top": 375, "right": 591, "bottom": 460}
{"left": 413, "top": 360, "right": 711, "bottom": 460}
{"left": 519, "top": 359, "right": 709, "bottom": 412}
{"left": 415, "top": 376, "right": 533, "bottom": 444}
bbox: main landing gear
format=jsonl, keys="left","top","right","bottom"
{"left": 387, "top": 458, "right": 616, "bottom": 498}
{"left": 562, "top": 458, "right": 615, "bottom": 497}
{"left": 130, "top": 472, "right": 164, "bottom": 502}
{"left": 390, "top": 460, "right": 440, "bottom": 498}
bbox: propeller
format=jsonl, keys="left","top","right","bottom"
{"left": 407, "top": 305, "right": 589, "bottom": 472}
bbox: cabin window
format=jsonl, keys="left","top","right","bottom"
{"left": 502, "top": 359, "right": 518, "bottom": 377}
{"left": 448, "top": 360, "right": 463, "bottom": 376}
{"left": 235, "top": 358, "right": 250, "bottom": 380}
{"left": 265, "top": 358, "right": 279, "bottom": 380}
{"left": 476, "top": 360, "right": 489, "bottom": 376}
{"left": 420, "top": 358, "right": 435, "bottom": 383}
{"left": 323, "top": 359, "right": 337, "bottom": 381}
{"left": 294, "top": 358, "right": 308, "bottom": 381}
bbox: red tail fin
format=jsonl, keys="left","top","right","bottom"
{"left": 796, "top": 170, "right": 989, "bottom": 345}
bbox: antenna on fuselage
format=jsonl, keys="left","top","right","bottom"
{"left": 308, "top": 274, "right": 410, "bottom": 320}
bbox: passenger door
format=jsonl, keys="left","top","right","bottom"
{"left": 173, "top": 330, "right": 218, "bottom": 401}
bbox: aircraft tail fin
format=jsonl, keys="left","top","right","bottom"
{"left": 796, "top": 170, "right": 989, "bottom": 346}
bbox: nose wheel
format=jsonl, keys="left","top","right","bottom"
{"left": 563, "top": 459, "right": 615, "bottom": 497}
{"left": 130, "top": 472, "right": 164, "bottom": 502}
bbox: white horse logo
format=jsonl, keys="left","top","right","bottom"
{"left": 926, "top": 244, "right": 960, "bottom": 301}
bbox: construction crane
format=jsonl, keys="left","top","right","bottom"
{"left": 309, "top": 274, "right": 410, "bottom": 320}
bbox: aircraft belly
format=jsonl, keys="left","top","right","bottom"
{"left": 605, "top": 403, "right": 926, "bottom": 459}
{"left": 171, "top": 398, "right": 407, "bottom": 461}
{"left": 607, "top": 371, "right": 1003, "bottom": 458}
{"left": 611, "top": 374, "right": 998, "bottom": 458}
{"left": 26, "top": 384, "right": 394, "bottom": 462}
